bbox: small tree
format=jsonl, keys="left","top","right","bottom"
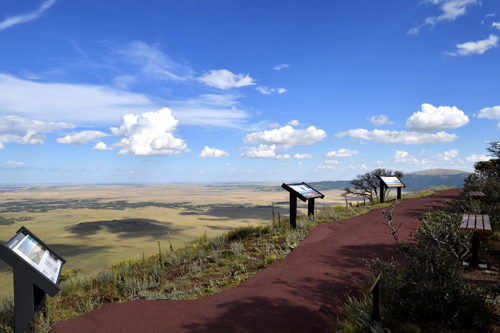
{"left": 343, "top": 168, "right": 404, "bottom": 203}
{"left": 485, "top": 140, "right": 500, "bottom": 158}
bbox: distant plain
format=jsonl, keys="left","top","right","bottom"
{"left": 0, "top": 183, "right": 349, "bottom": 296}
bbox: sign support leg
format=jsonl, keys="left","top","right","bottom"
{"left": 290, "top": 192, "right": 297, "bottom": 229}
{"left": 397, "top": 187, "right": 402, "bottom": 200}
{"left": 308, "top": 198, "right": 315, "bottom": 222}
{"left": 380, "top": 184, "right": 385, "bottom": 203}
{"left": 14, "top": 270, "right": 36, "bottom": 333}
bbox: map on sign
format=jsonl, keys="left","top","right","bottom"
{"left": 287, "top": 184, "right": 323, "bottom": 199}
{"left": 379, "top": 176, "right": 404, "bottom": 188}
{"left": 7, "top": 232, "right": 62, "bottom": 283}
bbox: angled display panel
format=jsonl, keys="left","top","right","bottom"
{"left": 379, "top": 176, "right": 405, "bottom": 188}
{"left": 282, "top": 182, "right": 324, "bottom": 201}
{"left": 8, "top": 232, "right": 62, "bottom": 283}
{"left": 0, "top": 226, "right": 66, "bottom": 296}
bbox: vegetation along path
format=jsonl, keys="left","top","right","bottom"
{"left": 51, "top": 188, "right": 461, "bottom": 333}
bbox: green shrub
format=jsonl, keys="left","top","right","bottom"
{"left": 366, "top": 204, "right": 492, "bottom": 329}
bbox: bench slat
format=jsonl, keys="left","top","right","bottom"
{"left": 483, "top": 215, "right": 492, "bottom": 235}
{"left": 468, "top": 191, "right": 486, "bottom": 198}
{"left": 476, "top": 215, "right": 484, "bottom": 234}
{"left": 466, "top": 214, "right": 476, "bottom": 232}
{"left": 459, "top": 214, "right": 469, "bottom": 230}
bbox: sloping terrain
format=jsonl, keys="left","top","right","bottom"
{"left": 50, "top": 189, "right": 460, "bottom": 333}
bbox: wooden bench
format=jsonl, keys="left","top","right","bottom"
{"left": 467, "top": 191, "right": 486, "bottom": 198}
{"left": 460, "top": 214, "right": 492, "bottom": 267}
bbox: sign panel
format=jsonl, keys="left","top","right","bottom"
{"left": 7, "top": 231, "right": 62, "bottom": 283}
{"left": 288, "top": 184, "right": 319, "bottom": 199}
{"left": 379, "top": 176, "right": 405, "bottom": 188}
{"left": 282, "top": 182, "right": 324, "bottom": 201}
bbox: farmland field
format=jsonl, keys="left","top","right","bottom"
{"left": 0, "top": 183, "right": 349, "bottom": 296}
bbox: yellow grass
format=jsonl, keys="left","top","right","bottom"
{"left": 0, "top": 183, "right": 348, "bottom": 296}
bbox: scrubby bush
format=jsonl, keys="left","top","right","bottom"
{"left": 365, "top": 204, "right": 493, "bottom": 329}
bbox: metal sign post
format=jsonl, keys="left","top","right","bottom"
{"left": 0, "top": 226, "right": 66, "bottom": 333}
{"left": 281, "top": 183, "right": 324, "bottom": 228}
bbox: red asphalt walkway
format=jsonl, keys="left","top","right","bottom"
{"left": 51, "top": 188, "right": 461, "bottom": 333}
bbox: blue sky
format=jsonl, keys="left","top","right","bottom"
{"left": 0, "top": 0, "right": 499, "bottom": 184}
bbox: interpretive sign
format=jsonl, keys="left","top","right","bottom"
{"left": 7, "top": 231, "right": 63, "bottom": 284}
{"left": 379, "top": 176, "right": 404, "bottom": 188}
{"left": 282, "top": 183, "right": 324, "bottom": 201}
{"left": 282, "top": 182, "right": 325, "bottom": 228}
{"left": 376, "top": 175, "right": 406, "bottom": 203}
{"left": 0, "top": 226, "right": 66, "bottom": 333}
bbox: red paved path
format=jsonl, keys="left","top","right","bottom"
{"left": 51, "top": 189, "right": 461, "bottom": 333}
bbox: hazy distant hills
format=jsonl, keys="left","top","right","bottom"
{"left": 308, "top": 168, "right": 471, "bottom": 193}
{"left": 402, "top": 169, "right": 471, "bottom": 191}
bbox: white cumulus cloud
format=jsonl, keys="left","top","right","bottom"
{"left": 478, "top": 105, "right": 500, "bottom": 128}
{"left": 256, "top": 86, "right": 286, "bottom": 95}
{"left": 244, "top": 125, "right": 327, "bottom": 146}
{"left": 434, "top": 149, "right": 458, "bottom": 161}
{"left": 465, "top": 154, "right": 491, "bottom": 163}
{"left": 110, "top": 108, "right": 189, "bottom": 156}
{"left": 239, "top": 144, "right": 277, "bottom": 158}
{"left": 0, "top": 115, "right": 74, "bottom": 149}
{"left": 494, "top": 22, "right": 500, "bottom": 29}
{"left": 256, "top": 86, "right": 274, "bottom": 95}
{"left": 335, "top": 129, "right": 458, "bottom": 144}
{"left": 294, "top": 153, "right": 312, "bottom": 159}
{"left": 325, "top": 160, "right": 342, "bottom": 165}
{"left": 92, "top": 142, "right": 114, "bottom": 151}
{"left": 446, "top": 35, "right": 499, "bottom": 56}
{"left": 57, "top": 131, "right": 109, "bottom": 145}
{"left": 269, "top": 123, "right": 280, "bottom": 128}
{"left": 316, "top": 165, "right": 336, "bottom": 170}
{"left": 288, "top": 120, "right": 300, "bottom": 126}
{"left": 405, "top": 103, "right": 469, "bottom": 131}
{"left": 392, "top": 151, "right": 420, "bottom": 164}
{"left": 368, "top": 115, "right": 394, "bottom": 126}
{"left": 198, "top": 70, "right": 255, "bottom": 90}
{"left": 198, "top": 146, "right": 229, "bottom": 158}
{"left": 0, "top": 0, "right": 56, "bottom": 31}
{"left": 347, "top": 164, "right": 368, "bottom": 170}
{"left": 276, "top": 154, "right": 292, "bottom": 160}
{"left": 325, "top": 148, "right": 359, "bottom": 158}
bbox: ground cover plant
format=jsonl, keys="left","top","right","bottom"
{"left": 0, "top": 187, "right": 438, "bottom": 332}
{"left": 338, "top": 203, "right": 500, "bottom": 332}
{"left": 338, "top": 146, "right": 500, "bottom": 332}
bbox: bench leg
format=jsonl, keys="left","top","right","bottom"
{"left": 463, "top": 233, "right": 487, "bottom": 268}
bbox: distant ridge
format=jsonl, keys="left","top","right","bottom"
{"left": 402, "top": 168, "right": 470, "bottom": 191}
{"left": 308, "top": 168, "right": 471, "bottom": 193}
{"left": 406, "top": 168, "right": 470, "bottom": 176}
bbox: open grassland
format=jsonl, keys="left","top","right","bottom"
{"left": 0, "top": 183, "right": 350, "bottom": 296}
